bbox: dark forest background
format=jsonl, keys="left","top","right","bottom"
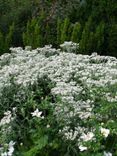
{"left": 0, "top": 0, "right": 117, "bottom": 57}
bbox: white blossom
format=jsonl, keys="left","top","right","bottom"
{"left": 79, "top": 145, "right": 88, "bottom": 151}
{"left": 104, "top": 151, "right": 112, "bottom": 156}
{"left": 0, "top": 111, "right": 13, "bottom": 127}
{"left": 100, "top": 127, "right": 110, "bottom": 138}
{"left": 31, "top": 109, "right": 43, "bottom": 118}
{"left": 80, "top": 132, "right": 94, "bottom": 142}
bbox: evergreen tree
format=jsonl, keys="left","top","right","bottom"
{"left": 0, "top": 31, "right": 4, "bottom": 54}
{"left": 57, "top": 18, "right": 62, "bottom": 45}
{"left": 61, "top": 18, "right": 70, "bottom": 43}
{"left": 5, "top": 23, "right": 15, "bottom": 49}
{"left": 34, "top": 23, "right": 42, "bottom": 48}
{"left": 23, "top": 18, "right": 42, "bottom": 48}
{"left": 44, "top": 24, "right": 51, "bottom": 45}
{"left": 79, "top": 17, "right": 92, "bottom": 54}
{"left": 23, "top": 21, "right": 31, "bottom": 46}
{"left": 67, "top": 24, "right": 73, "bottom": 41}
{"left": 87, "top": 31, "right": 95, "bottom": 54}
{"left": 94, "top": 22, "right": 105, "bottom": 53}
{"left": 71, "top": 22, "right": 81, "bottom": 43}
{"left": 0, "top": 23, "right": 14, "bottom": 54}
{"left": 108, "top": 24, "right": 117, "bottom": 57}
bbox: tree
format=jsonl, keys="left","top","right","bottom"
{"left": 61, "top": 18, "right": 70, "bottom": 43}
{"left": 94, "top": 22, "right": 105, "bottom": 54}
{"left": 23, "top": 18, "right": 42, "bottom": 48}
{"left": 79, "top": 17, "right": 92, "bottom": 54}
{"left": 0, "top": 23, "right": 14, "bottom": 55}
{"left": 34, "top": 23, "right": 42, "bottom": 48}
{"left": 71, "top": 22, "right": 81, "bottom": 43}
{"left": 57, "top": 18, "right": 62, "bottom": 45}
{"left": 87, "top": 31, "right": 95, "bottom": 53}
{"left": 108, "top": 24, "right": 117, "bottom": 57}
{"left": 0, "top": 31, "right": 4, "bottom": 54}
{"left": 5, "top": 23, "right": 15, "bottom": 49}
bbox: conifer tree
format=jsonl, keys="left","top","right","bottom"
{"left": 5, "top": 23, "right": 15, "bottom": 49}
{"left": 0, "top": 31, "right": 4, "bottom": 54}
{"left": 79, "top": 17, "right": 92, "bottom": 54}
{"left": 23, "top": 21, "right": 31, "bottom": 46}
{"left": 33, "top": 23, "right": 42, "bottom": 48}
{"left": 71, "top": 22, "right": 81, "bottom": 43}
{"left": 61, "top": 18, "right": 70, "bottom": 43}
{"left": 57, "top": 18, "right": 62, "bottom": 45}
{"left": 95, "top": 22, "right": 105, "bottom": 53}
{"left": 45, "top": 24, "right": 52, "bottom": 45}
{"left": 108, "top": 24, "right": 117, "bottom": 57}
{"left": 0, "top": 23, "right": 14, "bottom": 54}
{"left": 87, "top": 31, "right": 95, "bottom": 54}
{"left": 67, "top": 24, "right": 73, "bottom": 41}
{"left": 23, "top": 18, "right": 42, "bottom": 48}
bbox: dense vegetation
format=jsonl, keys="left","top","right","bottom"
{"left": 0, "top": 1, "right": 117, "bottom": 155}
{"left": 0, "top": 0, "right": 117, "bottom": 57}
{"left": 0, "top": 42, "right": 117, "bottom": 155}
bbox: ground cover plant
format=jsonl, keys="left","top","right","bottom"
{"left": 0, "top": 42, "right": 117, "bottom": 156}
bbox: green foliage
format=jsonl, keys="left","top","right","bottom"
{"left": 0, "top": 0, "right": 117, "bottom": 56}
{"left": 0, "top": 46, "right": 117, "bottom": 155}
{"left": 61, "top": 18, "right": 70, "bottom": 43}
{"left": 57, "top": 18, "right": 62, "bottom": 45}
{"left": 5, "top": 23, "right": 15, "bottom": 49}
{"left": 0, "top": 23, "right": 14, "bottom": 54}
{"left": 108, "top": 24, "right": 117, "bottom": 57}
{"left": 79, "top": 17, "right": 92, "bottom": 54}
{"left": 0, "top": 31, "right": 4, "bottom": 53}
{"left": 86, "top": 31, "right": 95, "bottom": 53}
{"left": 23, "top": 19, "right": 42, "bottom": 48}
{"left": 94, "top": 22, "right": 105, "bottom": 53}
{"left": 71, "top": 22, "right": 81, "bottom": 43}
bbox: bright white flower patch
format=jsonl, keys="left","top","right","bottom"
{"left": 80, "top": 132, "right": 94, "bottom": 142}
{"left": 31, "top": 109, "right": 43, "bottom": 118}
{"left": 0, "top": 141, "right": 15, "bottom": 156}
{"left": 0, "top": 111, "right": 13, "bottom": 127}
{"left": 0, "top": 42, "right": 117, "bottom": 154}
{"left": 100, "top": 127, "right": 110, "bottom": 138}
{"left": 104, "top": 151, "right": 112, "bottom": 156}
{"left": 79, "top": 145, "right": 88, "bottom": 151}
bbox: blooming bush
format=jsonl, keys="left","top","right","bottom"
{"left": 0, "top": 42, "right": 117, "bottom": 156}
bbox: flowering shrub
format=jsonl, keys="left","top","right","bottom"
{"left": 0, "top": 42, "right": 117, "bottom": 156}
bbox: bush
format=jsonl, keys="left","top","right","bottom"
{"left": 0, "top": 43, "right": 117, "bottom": 155}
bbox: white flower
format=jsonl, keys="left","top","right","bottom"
{"left": 80, "top": 132, "right": 94, "bottom": 142}
{"left": 104, "top": 151, "right": 112, "bottom": 156}
{"left": 8, "top": 146, "right": 14, "bottom": 156}
{"left": 47, "top": 124, "right": 50, "bottom": 128}
{"left": 8, "top": 141, "right": 15, "bottom": 156}
{"left": 1, "top": 152, "right": 7, "bottom": 156}
{"left": 9, "top": 141, "right": 15, "bottom": 148}
{"left": 31, "top": 109, "right": 43, "bottom": 118}
{"left": 1, "top": 141, "right": 15, "bottom": 156}
{"left": 0, "top": 111, "right": 13, "bottom": 126}
{"left": 100, "top": 127, "right": 110, "bottom": 137}
{"left": 79, "top": 145, "right": 87, "bottom": 151}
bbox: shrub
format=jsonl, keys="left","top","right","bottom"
{"left": 0, "top": 43, "right": 117, "bottom": 155}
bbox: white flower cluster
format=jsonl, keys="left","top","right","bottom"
{"left": 100, "top": 127, "right": 110, "bottom": 138}
{"left": 0, "top": 141, "right": 15, "bottom": 156}
{"left": 0, "top": 43, "right": 117, "bottom": 153}
{"left": 0, "top": 111, "right": 14, "bottom": 127}
{"left": 80, "top": 132, "right": 94, "bottom": 142}
{"left": 60, "top": 41, "right": 79, "bottom": 53}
